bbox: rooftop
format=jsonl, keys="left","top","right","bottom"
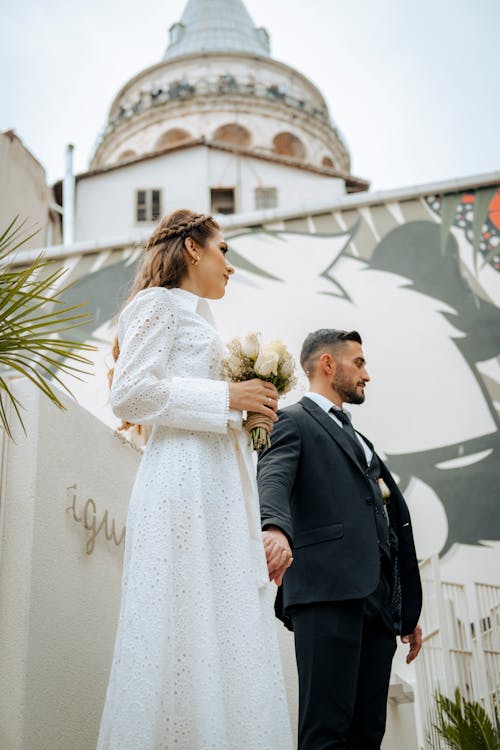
{"left": 164, "top": 0, "right": 270, "bottom": 61}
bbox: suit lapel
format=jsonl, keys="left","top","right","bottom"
{"left": 299, "top": 400, "right": 410, "bottom": 525}
{"left": 300, "top": 397, "right": 366, "bottom": 474}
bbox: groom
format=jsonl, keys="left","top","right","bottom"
{"left": 258, "top": 329, "right": 422, "bottom": 750}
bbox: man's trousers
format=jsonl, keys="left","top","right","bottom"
{"left": 291, "top": 598, "right": 397, "bottom": 750}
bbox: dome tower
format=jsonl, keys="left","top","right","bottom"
{"left": 89, "top": 0, "right": 367, "bottom": 191}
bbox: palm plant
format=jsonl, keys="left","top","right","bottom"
{"left": 0, "top": 217, "right": 96, "bottom": 439}
{"left": 432, "top": 689, "right": 500, "bottom": 750}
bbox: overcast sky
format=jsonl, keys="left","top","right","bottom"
{"left": 2, "top": 0, "right": 499, "bottom": 190}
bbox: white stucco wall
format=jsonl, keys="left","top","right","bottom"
{"left": 101, "top": 106, "right": 340, "bottom": 172}
{"left": 0, "top": 379, "right": 140, "bottom": 750}
{"left": 75, "top": 146, "right": 344, "bottom": 241}
{"left": 0, "top": 132, "right": 61, "bottom": 248}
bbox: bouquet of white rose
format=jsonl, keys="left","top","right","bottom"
{"left": 222, "top": 332, "right": 297, "bottom": 450}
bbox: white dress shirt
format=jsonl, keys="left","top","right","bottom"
{"left": 304, "top": 391, "right": 373, "bottom": 465}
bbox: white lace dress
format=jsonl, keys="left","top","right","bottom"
{"left": 97, "top": 286, "right": 292, "bottom": 750}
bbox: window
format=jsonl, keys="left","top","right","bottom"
{"left": 210, "top": 188, "right": 235, "bottom": 215}
{"left": 117, "top": 149, "right": 137, "bottom": 162}
{"left": 151, "top": 190, "right": 161, "bottom": 221}
{"left": 169, "top": 22, "right": 184, "bottom": 45}
{"left": 255, "top": 187, "right": 278, "bottom": 210}
{"left": 213, "top": 123, "right": 251, "bottom": 148}
{"left": 272, "top": 132, "right": 306, "bottom": 160}
{"left": 155, "top": 128, "right": 191, "bottom": 150}
{"left": 136, "top": 189, "right": 162, "bottom": 222}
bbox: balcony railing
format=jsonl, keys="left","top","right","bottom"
{"left": 90, "top": 74, "right": 340, "bottom": 161}
{"left": 415, "top": 556, "right": 500, "bottom": 749}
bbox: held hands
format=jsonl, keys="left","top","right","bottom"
{"left": 229, "top": 379, "right": 279, "bottom": 421}
{"left": 262, "top": 527, "right": 293, "bottom": 586}
{"left": 401, "top": 625, "right": 423, "bottom": 664}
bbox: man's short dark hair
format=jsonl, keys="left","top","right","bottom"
{"left": 300, "top": 329, "right": 362, "bottom": 374}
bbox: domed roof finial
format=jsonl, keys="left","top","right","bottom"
{"left": 164, "top": 0, "right": 271, "bottom": 60}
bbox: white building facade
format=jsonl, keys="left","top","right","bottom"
{"left": 75, "top": 144, "right": 347, "bottom": 241}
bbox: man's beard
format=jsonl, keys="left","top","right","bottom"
{"left": 333, "top": 368, "right": 365, "bottom": 405}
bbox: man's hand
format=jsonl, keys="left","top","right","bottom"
{"left": 262, "top": 527, "right": 293, "bottom": 586}
{"left": 401, "top": 625, "right": 422, "bottom": 664}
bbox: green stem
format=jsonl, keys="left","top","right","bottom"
{"left": 249, "top": 426, "right": 271, "bottom": 452}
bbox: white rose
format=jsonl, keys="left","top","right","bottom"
{"left": 279, "top": 353, "right": 295, "bottom": 379}
{"left": 254, "top": 347, "right": 280, "bottom": 377}
{"left": 241, "top": 332, "right": 260, "bottom": 359}
{"left": 266, "top": 339, "right": 288, "bottom": 358}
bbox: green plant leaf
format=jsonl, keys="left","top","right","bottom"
{"left": 0, "top": 218, "right": 97, "bottom": 438}
{"left": 432, "top": 689, "right": 500, "bottom": 750}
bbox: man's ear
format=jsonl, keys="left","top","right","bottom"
{"left": 318, "top": 353, "right": 335, "bottom": 376}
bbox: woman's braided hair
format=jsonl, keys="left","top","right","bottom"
{"left": 109, "top": 209, "right": 220, "bottom": 434}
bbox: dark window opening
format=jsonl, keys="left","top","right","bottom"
{"left": 210, "top": 188, "right": 235, "bottom": 215}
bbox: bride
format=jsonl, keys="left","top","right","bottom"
{"left": 97, "top": 209, "right": 293, "bottom": 749}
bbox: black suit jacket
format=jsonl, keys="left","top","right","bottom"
{"left": 257, "top": 397, "right": 422, "bottom": 635}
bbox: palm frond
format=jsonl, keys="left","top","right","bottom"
{"left": 0, "top": 379, "right": 25, "bottom": 440}
{"left": 466, "top": 702, "right": 500, "bottom": 750}
{"left": 0, "top": 218, "right": 98, "bottom": 438}
{"left": 0, "top": 216, "right": 40, "bottom": 259}
{"left": 432, "top": 689, "right": 500, "bottom": 750}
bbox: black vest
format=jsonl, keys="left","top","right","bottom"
{"left": 365, "top": 450, "right": 391, "bottom": 559}
{"left": 363, "top": 447, "right": 402, "bottom": 632}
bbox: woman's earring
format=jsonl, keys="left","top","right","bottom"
{"left": 191, "top": 255, "right": 200, "bottom": 266}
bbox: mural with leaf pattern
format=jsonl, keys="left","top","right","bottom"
{"left": 59, "top": 183, "right": 500, "bottom": 560}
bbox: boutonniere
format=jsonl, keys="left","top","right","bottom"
{"left": 378, "top": 478, "right": 391, "bottom": 505}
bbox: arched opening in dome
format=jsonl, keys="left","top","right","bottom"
{"left": 155, "top": 128, "right": 191, "bottom": 150}
{"left": 322, "top": 156, "right": 335, "bottom": 169}
{"left": 117, "top": 149, "right": 137, "bottom": 162}
{"left": 272, "top": 132, "right": 306, "bottom": 160}
{"left": 213, "top": 124, "right": 252, "bottom": 149}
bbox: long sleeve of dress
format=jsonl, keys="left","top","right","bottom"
{"left": 110, "top": 289, "right": 230, "bottom": 433}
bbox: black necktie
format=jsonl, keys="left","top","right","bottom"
{"left": 330, "top": 408, "right": 367, "bottom": 467}
{"left": 332, "top": 408, "right": 402, "bottom": 630}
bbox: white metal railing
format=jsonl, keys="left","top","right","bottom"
{"left": 415, "top": 557, "right": 500, "bottom": 749}
{"left": 474, "top": 583, "right": 500, "bottom": 710}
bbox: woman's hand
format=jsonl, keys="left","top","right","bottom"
{"left": 229, "top": 379, "right": 279, "bottom": 421}
{"left": 263, "top": 527, "right": 293, "bottom": 585}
